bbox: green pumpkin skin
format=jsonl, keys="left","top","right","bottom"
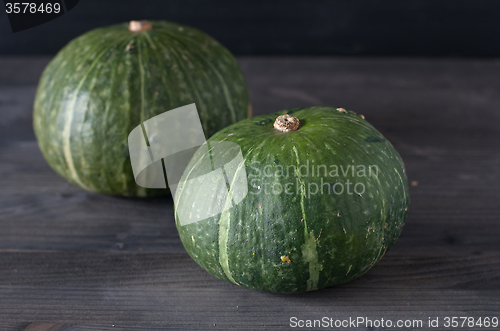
{"left": 174, "top": 107, "right": 409, "bottom": 294}
{"left": 33, "top": 20, "right": 249, "bottom": 196}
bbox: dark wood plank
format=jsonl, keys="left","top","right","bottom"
{"left": 0, "top": 286, "right": 498, "bottom": 329}
{"left": 0, "top": 57, "right": 499, "bottom": 329}
{"left": 1, "top": 250, "right": 499, "bottom": 290}
{"left": 0, "top": 57, "right": 52, "bottom": 85}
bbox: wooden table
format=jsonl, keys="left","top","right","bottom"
{"left": 1, "top": 57, "right": 499, "bottom": 330}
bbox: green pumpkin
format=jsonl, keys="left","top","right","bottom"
{"left": 174, "top": 107, "right": 409, "bottom": 293}
{"left": 33, "top": 20, "right": 249, "bottom": 196}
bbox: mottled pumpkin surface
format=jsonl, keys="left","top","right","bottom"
{"left": 34, "top": 21, "right": 249, "bottom": 196}
{"left": 175, "top": 107, "right": 409, "bottom": 293}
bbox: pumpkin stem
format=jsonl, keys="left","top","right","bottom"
{"left": 129, "top": 20, "right": 152, "bottom": 32}
{"left": 274, "top": 114, "right": 299, "bottom": 132}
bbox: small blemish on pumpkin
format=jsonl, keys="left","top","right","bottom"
{"left": 255, "top": 118, "right": 272, "bottom": 126}
{"left": 281, "top": 255, "right": 291, "bottom": 263}
{"left": 384, "top": 223, "right": 388, "bottom": 229}
{"left": 178, "top": 26, "right": 184, "bottom": 31}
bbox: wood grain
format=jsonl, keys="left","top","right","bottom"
{"left": 0, "top": 57, "right": 499, "bottom": 330}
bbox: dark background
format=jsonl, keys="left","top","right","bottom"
{"left": 1, "top": 0, "right": 500, "bottom": 56}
